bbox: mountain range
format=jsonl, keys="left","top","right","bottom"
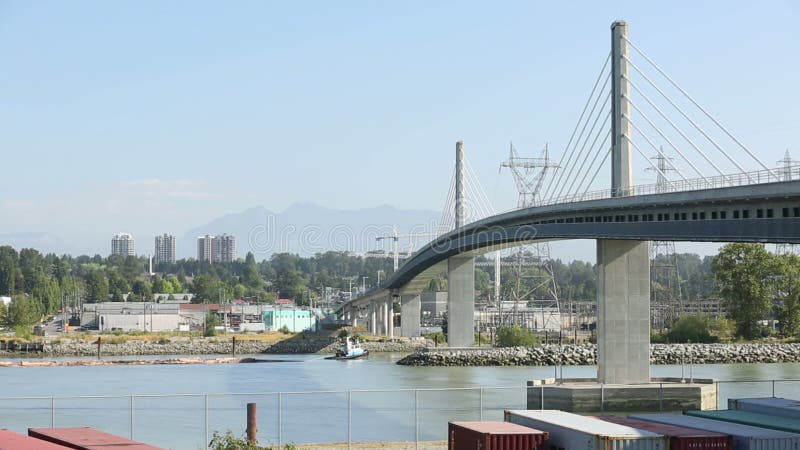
{"left": 0, "top": 203, "right": 441, "bottom": 259}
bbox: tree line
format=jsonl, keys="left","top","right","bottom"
{"left": 0, "top": 243, "right": 798, "bottom": 340}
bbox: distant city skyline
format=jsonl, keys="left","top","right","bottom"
{"left": 0, "top": 2, "right": 797, "bottom": 262}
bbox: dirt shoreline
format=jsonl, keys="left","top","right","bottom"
{"left": 0, "top": 356, "right": 289, "bottom": 368}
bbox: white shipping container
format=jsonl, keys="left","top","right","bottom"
{"left": 505, "top": 410, "right": 666, "bottom": 450}
{"left": 630, "top": 413, "right": 800, "bottom": 450}
{"left": 728, "top": 397, "right": 800, "bottom": 420}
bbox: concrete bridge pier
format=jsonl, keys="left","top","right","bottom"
{"left": 596, "top": 239, "right": 650, "bottom": 384}
{"left": 447, "top": 255, "right": 475, "bottom": 347}
{"left": 386, "top": 297, "right": 394, "bottom": 339}
{"left": 400, "top": 294, "right": 421, "bottom": 337}
{"left": 369, "top": 303, "right": 378, "bottom": 334}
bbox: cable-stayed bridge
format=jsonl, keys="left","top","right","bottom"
{"left": 335, "top": 21, "right": 800, "bottom": 385}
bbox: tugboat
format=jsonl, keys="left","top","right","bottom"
{"left": 326, "top": 336, "right": 369, "bottom": 360}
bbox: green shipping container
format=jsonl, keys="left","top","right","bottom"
{"left": 685, "top": 409, "right": 800, "bottom": 434}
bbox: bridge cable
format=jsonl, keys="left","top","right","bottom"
{"left": 623, "top": 60, "right": 755, "bottom": 182}
{"left": 624, "top": 134, "right": 678, "bottom": 190}
{"left": 625, "top": 117, "right": 690, "bottom": 183}
{"left": 438, "top": 166, "right": 457, "bottom": 234}
{"left": 582, "top": 147, "right": 613, "bottom": 197}
{"left": 548, "top": 76, "right": 612, "bottom": 201}
{"left": 572, "top": 129, "right": 613, "bottom": 197}
{"left": 464, "top": 156, "right": 497, "bottom": 217}
{"left": 623, "top": 85, "right": 728, "bottom": 179}
{"left": 624, "top": 98, "right": 708, "bottom": 182}
{"left": 543, "top": 53, "right": 611, "bottom": 201}
{"left": 546, "top": 73, "right": 611, "bottom": 201}
{"left": 562, "top": 111, "right": 613, "bottom": 199}
{"left": 624, "top": 37, "right": 777, "bottom": 178}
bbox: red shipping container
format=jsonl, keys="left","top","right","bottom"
{"left": 27, "top": 428, "right": 163, "bottom": 450}
{"left": 0, "top": 429, "right": 70, "bottom": 450}
{"left": 596, "top": 417, "right": 732, "bottom": 450}
{"left": 449, "top": 421, "right": 549, "bottom": 450}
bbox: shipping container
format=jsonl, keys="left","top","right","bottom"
{"left": 505, "top": 410, "right": 666, "bottom": 450}
{"left": 685, "top": 410, "right": 800, "bottom": 434}
{"left": 728, "top": 397, "right": 800, "bottom": 420}
{"left": 448, "top": 421, "right": 549, "bottom": 450}
{"left": 596, "top": 416, "right": 731, "bottom": 450}
{"left": 630, "top": 413, "right": 800, "bottom": 450}
{"left": 0, "top": 429, "right": 71, "bottom": 450}
{"left": 27, "top": 428, "right": 163, "bottom": 450}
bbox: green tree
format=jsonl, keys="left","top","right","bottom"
{"left": 0, "top": 246, "right": 19, "bottom": 295}
{"left": 6, "top": 294, "right": 40, "bottom": 331}
{"left": 31, "top": 274, "right": 61, "bottom": 315}
{"left": 204, "top": 311, "right": 220, "bottom": 336}
{"left": 712, "top": 243, "right": 775, "bottom": 339}
{"left": 241, "top": 252, "right": 263, "bottom": 290}
{"left": 86, "top": 271, "right": 110, "bottom": 303}
{"left": 775, "top": 253, "right": 800, "bottom": 337}
{"left": 496, "top": 325, "right": 538, "bottom": 347}
{"left": 665, "top": 314, "right": 717, "bottom": 343}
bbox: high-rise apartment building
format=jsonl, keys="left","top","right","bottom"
{"left": 111, "top": 233, "right": 135, "bottom": 256}
{"left": 197, "top": 235, "right": 215, "bottom": 262}
{"left": 154, "top": 234, "right": 176, "bottom": 265}
{"left": 213, "top": 234, "right": 236, "bottom": 263}
{"left": 196, "top": 234, "right": 236, "bottom": 263}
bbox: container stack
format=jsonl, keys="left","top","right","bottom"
{"left": 595, "top": 416, "right": 732, "bottom": 450}
{"left": 728, "top": 397, "right": 800, "bottom": 420}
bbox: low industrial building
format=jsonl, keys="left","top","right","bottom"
{"left": 262, "top": 308, "right": 317, "bottom": 332}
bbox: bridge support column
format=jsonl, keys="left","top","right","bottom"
{"left": 447, "top": 255, "right": 475, "bottom": 347}
{"left": 596, "top": 239, "right": 650, "bottom": 384}
{"left": 370, "top": 304, "right": 377, "bottom": 334}
{"left": 400, "top": 294, "right": 421, "bottom": 337}
{"left": 387, "top": 297, "right": 394, "bottom": 339}
{"left": 351, "top": 310, "right": 358, "bottom": 328}
{"left": 376, "top": 301, "right": 384, "bottom": 335}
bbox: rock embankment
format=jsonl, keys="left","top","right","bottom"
{"left": 0, "top": 336, "right": 428, "bottom": 358}
{"left": 396, "top": 343, "right": 800, "bottom": 366}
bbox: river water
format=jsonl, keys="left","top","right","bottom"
{"left": 1, "top": 353, "right": 800, "bottom": 449}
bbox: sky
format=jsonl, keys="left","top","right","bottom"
{"left": 0, "top": 1, "right": 798, "bottom": 260}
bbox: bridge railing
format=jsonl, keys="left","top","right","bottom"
{"left": 541, "top": 164, "right": 800, "bottom": 208}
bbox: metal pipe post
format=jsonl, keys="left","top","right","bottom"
{"left": 246, "top": 403, "right": 257, "bottom": 443}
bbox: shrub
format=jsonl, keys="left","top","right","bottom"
{"left": 665, "top": 314, "right": 717, "bottom": 343}
{"left": 424, "top": 331, "right": 446, "bottom": 345}
{"left": 278, "top": 325, "right": 291, "bottom": 334}
{"left": 208, "top": 431, "right": 269, "bottom": 450}
{"left": 496, "top": 326, "right": 538, "bottom": 347}
{"left": 337, "top": 329, "right": 349, "bottom": 339}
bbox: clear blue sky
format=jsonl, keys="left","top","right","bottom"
{"left": 0, "top": 1, "right": 798, "bottom": 257}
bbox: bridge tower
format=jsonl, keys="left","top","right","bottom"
{"left": 447, "top": 140, "right": 476, "bottom": 347}
{"left": 596, "top": 20, "right": 651, "bottom": 384}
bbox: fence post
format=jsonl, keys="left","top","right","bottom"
{"left": 414, "top": 389, "right": 419, "bottom": 450}
{"left": 347, "top": 390, "right": 352, "bottom": 450}
{"left": 715, "top": 382, "right": 719, "bottom": 410}
{"left": 479, "top": 388, "right": 484, "bottom": 421}
{"left": 51, "top": 397, "right": 55, "bottom": 427}
{"left": 278, "top": 393, "right": 282, "bottom": 448}
{"left": 204, "top": 394, "right": 209, "bottom": 450}
{"left": 772, "top": 379, "right": 776, "bottom": 397}
{"left": 659, "top": 383, "right": 663, "bottom": 412}
{"left": 600, "top": 384, "right": 604, "bottom": 413}
{"left": 129, "top": 396, "right": 134, "bottom": 439}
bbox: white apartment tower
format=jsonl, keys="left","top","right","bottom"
{"left": 196, "top": 234, "right": 236, "bottom": 263}
{"left": 154, "top": 234, "right": 176, "bottom": 265}
{"left": 111, "top": 233, "right": 135, "bottom": 256}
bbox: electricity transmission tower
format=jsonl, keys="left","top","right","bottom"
{"left": 775, "top": 151, "right": 800, "bottom": 257}
{"left": 647, "top": 150, "right": 683, "bottom": 329}
{"left": 499, "top": 142, "right": 562, "bottom": 331}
